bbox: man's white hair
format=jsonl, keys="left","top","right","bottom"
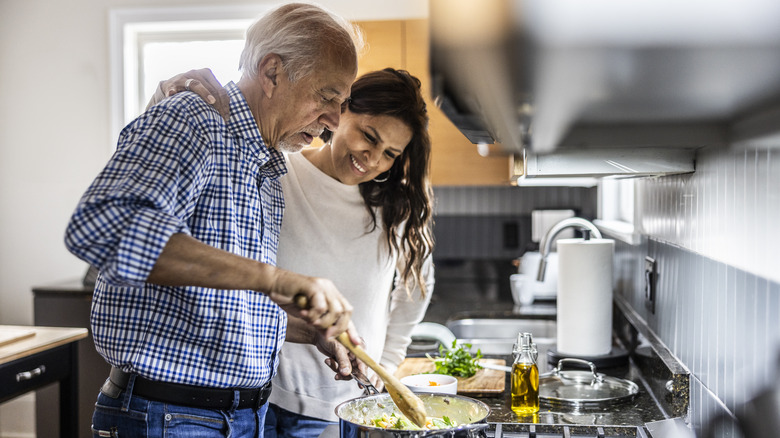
{"left": 239, "top": 2, "right": 365, "bottom": 83}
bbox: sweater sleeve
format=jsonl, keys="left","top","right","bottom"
{"left": 380, "top": 253, "right": 435, "bottom": 374}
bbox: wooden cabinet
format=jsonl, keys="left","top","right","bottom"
{"left": 1, "top": 326, "right": 87, "bottom": 438}
{"left": 355, "top": 19, "right": 511, "bottom": 186}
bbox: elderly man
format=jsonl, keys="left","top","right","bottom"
{"left": 64, "top": 3, "right": 363, "bottom": 437}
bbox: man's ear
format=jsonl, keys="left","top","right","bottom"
{"left": 257, "top": 54, "right": 282, "bottom": 98}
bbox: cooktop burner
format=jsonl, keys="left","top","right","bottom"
{"left": 488, "top": 422, "right": 651, "bottom": 438}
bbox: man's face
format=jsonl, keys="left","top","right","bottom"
{"left": 272, "top": 59, "right": 356, "bottom": 153}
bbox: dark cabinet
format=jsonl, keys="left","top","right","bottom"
{"left": 33, "top": 279, "right": 108, "bottom": 438}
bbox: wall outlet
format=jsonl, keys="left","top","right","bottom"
{"left": 644, "top": 256, "right": 656, "bottom": 314}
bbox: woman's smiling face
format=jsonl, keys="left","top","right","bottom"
{"left": 325, "top": 110, "right": 412, "bottom": 185}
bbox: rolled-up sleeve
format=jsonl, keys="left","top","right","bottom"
{"left": 64, "top": 102, "right": 211, "bottom": 286}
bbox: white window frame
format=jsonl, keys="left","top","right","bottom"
{"left": 108, "top": 5, "right": 274, "bottom": 144}
{"left": 595, "top": 176, "right": 639, "bottom": 245}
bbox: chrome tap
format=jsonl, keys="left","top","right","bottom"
{"left": 536, "top": 217, "right": 602, "bottom": 282}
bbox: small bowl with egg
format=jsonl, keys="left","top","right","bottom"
{"left": 400, "top": 373, "right": 458, "bottom": 395}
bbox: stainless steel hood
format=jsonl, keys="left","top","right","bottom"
{"left": 429, "top": 0, "right": 780, "bottom": 156}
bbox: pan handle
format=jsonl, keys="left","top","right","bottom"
{"left": 351, "top": 370, "right": 380, "bottom": 395}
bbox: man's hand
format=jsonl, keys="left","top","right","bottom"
{"left": 268, "top": 270, "right": 354, "bottom": 340}
{"left": 147, "top": 68, "right": 230, "bottom": 120}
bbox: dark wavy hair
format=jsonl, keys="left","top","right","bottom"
{"left": 322, "top": 68, "right": 434, "bottom": 298}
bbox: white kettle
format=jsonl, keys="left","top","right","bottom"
{"left": 515, "top": 251, "right": 558, "bottom": 300}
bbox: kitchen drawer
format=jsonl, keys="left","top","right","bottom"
{"left": 0, "top": 344, "right": 72, "bottom": 402}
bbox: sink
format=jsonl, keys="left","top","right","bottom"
{"left": 447, "top": 318, "right": 556, "bottom": 339}
{"left": 446, "top": 318, "right": 556, "bottom": 356}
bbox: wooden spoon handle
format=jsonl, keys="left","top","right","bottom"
{"left": 336, "top": 333, "right": 393, "bottom": 382}
{"left": 335, "top": 332, "right": 428, "bottom": 428}
{"left": 293, "top": 294, "right": 428, "bottom": 427}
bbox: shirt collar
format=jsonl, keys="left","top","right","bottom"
{"left": 224, "top": 82, "right": 287, "bottom": 179}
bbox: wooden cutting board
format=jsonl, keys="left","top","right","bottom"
{"left": 395, "top": 358, "right": 506, "bottom": 395}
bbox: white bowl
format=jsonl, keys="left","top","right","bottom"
{"left": 400, "top": 374, "right": 458, "bottom": 394}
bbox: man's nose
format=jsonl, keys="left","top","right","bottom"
{"left": 320, "top": 104, "right": 341, "bottom": 132}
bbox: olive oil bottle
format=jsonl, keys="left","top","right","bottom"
{"left": 511, "top": 332, "right": 539, "bottom": 415}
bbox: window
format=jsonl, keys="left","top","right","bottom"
{"left": 595, "top": 177, "right": 638, "bottom": 244}
{"left": 109, "top": 6, "right": 270, "bottom": 142}
{"left": 135, "top": 26, "right": 246, "bottom": 113}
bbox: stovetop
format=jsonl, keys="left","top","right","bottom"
{"left": 488, "top": 422, "right": 650, "bottom": 438}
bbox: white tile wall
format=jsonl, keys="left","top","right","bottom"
{"left": 616, "top": 144, "right": 780, "bottom": 437}
{"left": 638, "top": 146, "right": 780, "bottom": 284}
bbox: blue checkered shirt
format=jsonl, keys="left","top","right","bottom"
{"left": 65, "top": 82, "right": 288, "bottom": 388}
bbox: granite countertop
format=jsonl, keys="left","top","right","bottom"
{"left": 418, "top": 298, "right": 682, "bottom": 432}
{"left": 475, "top": 346, "right": 667, "bottom": 430}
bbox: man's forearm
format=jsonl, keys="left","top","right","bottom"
{"left": 147, "top": 233, "right": 278, "bottom": 292}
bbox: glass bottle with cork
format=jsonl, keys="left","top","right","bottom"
{"left": 511, "top": 332, "right": 539, "bottom": 414}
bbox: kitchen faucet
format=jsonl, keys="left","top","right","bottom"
{"left": 536, "top": 217, "right": 602, "bottom": 282}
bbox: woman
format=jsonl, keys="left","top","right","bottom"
{"left": 154, "top": 68, "right": 435, "bottom": 437}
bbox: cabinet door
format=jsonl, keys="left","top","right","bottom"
{"left": 354, "top": 19, "right": 511, "bottom": 186}
{"left": 356, "top": 20, "right": 405, "bottom": 76}
{"left": 405, "top": 20, "right": 511, "bottom": 186}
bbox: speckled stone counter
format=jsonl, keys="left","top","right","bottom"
{"left": 478, "top": 353, "right": 666, "bottom": 426}
{"left": 420, "top": 296, "right": 688, "bottom": 432}
{"left": 476, "top": 345, "right": 667, "bottom": 428}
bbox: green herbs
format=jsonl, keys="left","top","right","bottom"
{"left": 426, "top": 340, "right": 483, "bottom": 378}
{"left": 431, "top": 416, "right": 457, "bottom": 428}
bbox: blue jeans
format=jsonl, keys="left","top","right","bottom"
{"left": 91, "top": 389, "right": 268, "bottom": 438}
{"left": 263, "top": 403, "right": 336, "bottom": 438}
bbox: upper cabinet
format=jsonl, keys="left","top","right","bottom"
{"left": 428, "top": 0, "right": 780, "bottom": 162}
{"left": 355, "top": 20, "right": 512, "bottom": 186}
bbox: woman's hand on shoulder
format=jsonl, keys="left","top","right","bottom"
{"left": 148, "top": 68, "right": 230, "bottom": 120}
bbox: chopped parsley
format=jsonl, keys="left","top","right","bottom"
{"left": 426, "top": 341, "right": 483, "bottom": 378}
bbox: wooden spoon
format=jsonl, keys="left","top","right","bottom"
{"left": 335, "top": 332, "right": 428, "bottom": 428}
{"left": 294, "top": 295, "right": 428, "bottom": 427}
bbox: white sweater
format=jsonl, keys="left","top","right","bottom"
{"left": 269, "top": 151, "right": 434, "bottom": 421}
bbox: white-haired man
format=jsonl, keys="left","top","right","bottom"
{"left": 65, "top": 4, "right": 364, "bottom": 436}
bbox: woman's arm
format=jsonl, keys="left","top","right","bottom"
{"left": 380, "top": 254, "right": 435, "bottom": 373}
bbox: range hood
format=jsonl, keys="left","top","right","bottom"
{"left": 429, "top": 0, "right": 780, "bottom": 160}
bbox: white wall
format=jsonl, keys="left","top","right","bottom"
{"left": 0, "top": 1, "right": 426, "bottom": 436}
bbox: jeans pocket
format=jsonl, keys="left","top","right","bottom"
{"left": 91, "top": 392, "right": 149, "bottom": 438}
{"left": 163, "top": 409, "right": 226, "bottom": 438}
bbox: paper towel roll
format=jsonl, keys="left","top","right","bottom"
{"left": 556, "top": 238, "right": 615, "bottom": 356}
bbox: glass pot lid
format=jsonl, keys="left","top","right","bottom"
{"left": 539, "top": 358, "right": 639, "bottom": 408}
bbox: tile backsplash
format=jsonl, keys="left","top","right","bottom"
{"left": 638, "top": 146, "right": 779, "bottom": 284}
{"left": 616, "top": 145, "right": 780, "bottom": 437}
{"left": 432, "top": 186, "right": 597, "bottom": 259}
{"left": 433, "top": 186, "right": 597, "bottom": 217}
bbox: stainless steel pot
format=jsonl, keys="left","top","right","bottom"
{"left": 335, "top": 393, "right": 490, "bottom": 438}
